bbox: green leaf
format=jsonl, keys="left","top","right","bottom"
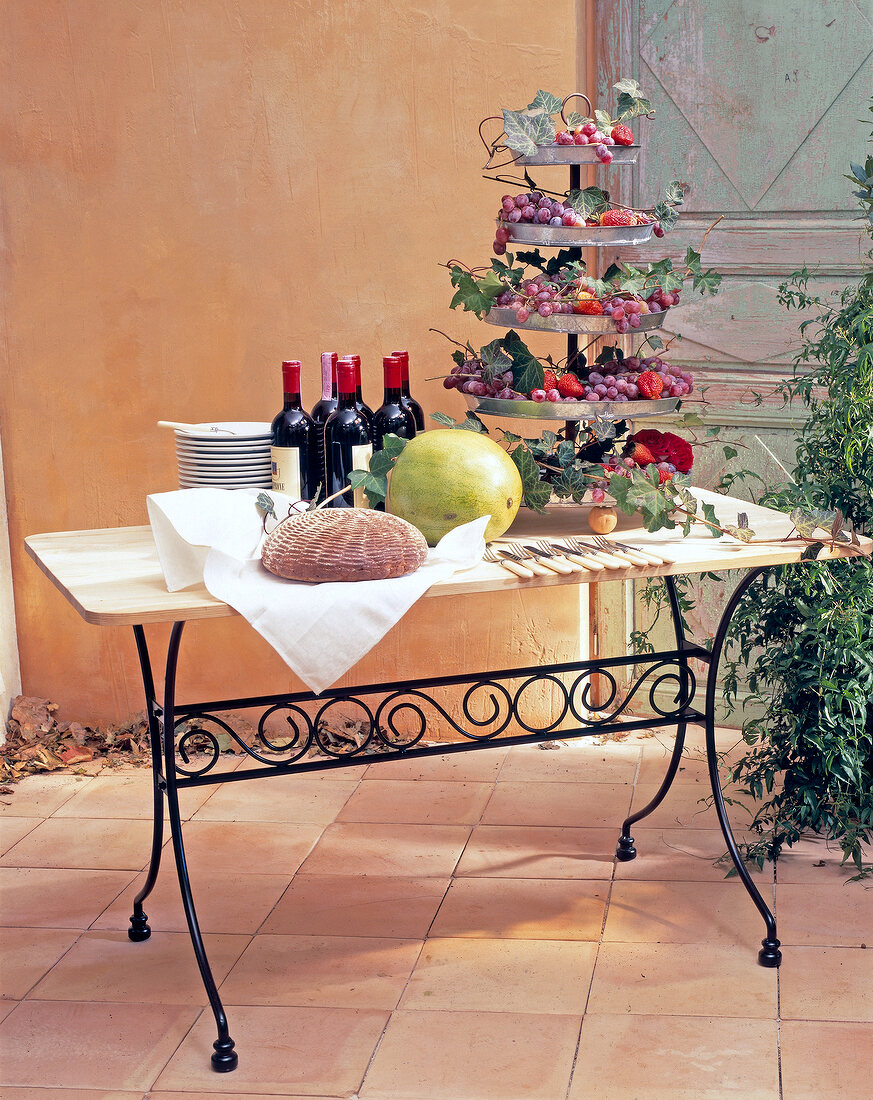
{"left": 255, "top": 492, "right": 277, "bottom": 520}
{"left": 528, "top": 89, "right": 562, "bottom": 117}
{"left": 565, "top": 110, "right": 587, "bottom": 129}
{"left": 449, "top": 268, "right": 505, "bottom": 319}
{"left": 567, "top": 186, "right": 610, "bottom": 217}
{"left": 701, "top": 501, "right": 723, "bottom": 537}
{"left": 645, "top": 334, "right": 664, "bottom": 351}
{"left": 724, "top": 524, "right": 754, "bottom": 542}
{"left": 455, "top": 413, "right": 489, "bottom": 433}
{"left": 614, "top": 78, "right": 654, "bottom": 121}
{"left": 684, "top": 246, "right": 702, "bottom": 273}
{"left": 594, "top": 108, "right": 614, "bottom": 133}
{"left": 430, "top": 411, "right": 459, "bottom": 427}
{"left": 552, "top": 465, "right": 590, "bottom": 504}
{"left": 651, "top": 201, "right": 680, "bottom": 231}
{"left": 514, "top": 249, "right": 548, "bottom": 271}
{"left": 664, "top": 180, "right": 685, "bottom": 205}
{"left": 722, "top": 445, "right": 738, "bottom": 461}
{"left": 502, "top": 330, "right": 545, "bottom": 394}
{"left": 501, "top": 108, "right": 555, "bottom": 153}
{"left": 347, "top": 469, "right": 388, "bottom": 507}
{"left": 596, "top": 344, "right": 623, "bottom": 364}
{"left": 693, "top": 268, "right": 722, "bottom": 295}
{"left": 511, "top": 446, "right": 552, "bottom": 512}
{"left": 801, "top": 541, "right": 824, "bottom": 561}
{"left": 451, "top": 350, "right": 466, "bottom": 368}
{"left": 501, "top": 109, "right": 537, "bottom": 156}
{"left": 790, "top": 507, "right": 836, "bottom": 538}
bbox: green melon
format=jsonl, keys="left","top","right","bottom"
{"left": 387, "top": 430, "right": 523, "bottom": 545}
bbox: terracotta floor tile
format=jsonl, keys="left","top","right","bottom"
{"left": 614, "top": 827, "right": 766, "bottom": 882}
{"left": 219, "top": 933, "right": 421, "bottom": 1008}
{"left": 628, "top": 780, "right": 752, "bottom": 830}
{"left": 51, "top": 771, "right": 213, "bottom": 820}
{"left": 362, "top": 747, "right": 507, "bottom": 782}
{"left": 156, "top": 1004, "right": 388, "bottom": 1094}
{"left": 430, "top": 877, "right": 607, "bottom": 940}
{"left": 604, "top": 880, "right": 768, "bottom": 948}
{"left": 360, "top": 1008, "right": 580, "bottom": 1100}
{"left": 233, "top": 755, "right": 371, "bottom": 780}
{"left": 780, "top": 945, "right": 873, "bottom": 1021}
{"left": 0, "top": 1000, "right": 198, "bottom": 1090}
{"left": 92, "top": 867, "right": 291, "bottom": 934}
{"left": 774, "top": 833, "right": 871, "bottom": 884}
{"left": 0, "top": 774, "right": 93, "bottom": 817}
{"left": 261, "top": 874, "right": 449, "bottom": 938}
{"left": 336, "top": 778, "right": 492, "bottom": 825}
{"left": 192, "top": 776, "right": 359, "bottom": 824}
{"left": 300, "top": 822, "right": 471, "bottom": 877}
{"left": 679, "top": 724, "right": 748, "bottom": 754}
{"left": 29, "top": 929, "right": 249, "bottom": 1004}
{"left": 569, "top": 1013, "right": 779, "bottom": 1099}
{"left": 780, "top": 1020, "right": 873, "bottom": 1100}
{"left": 636, "top": 738, "right": 744, "bottom": 787}
{"left": 587, "top": 941, "right": 777, "bottom": 1018}
{"left": 0, "top": 867, "right": 136, "bottom": 928}
{"left": 0, "top": 817, "right": 154, "bottom": 870}
{"left": 399, "top": 936, "right": 596, "bottom": 1014}
{"left": 498, "top": 741, "right": 640, "bottom": 784}
{"left": 0, "top": 927, "right": 81, "bottom": 999}
{"left": 0, "top": 1000, "right": 18, "bottom": 1023}
{"left": 777, "top": 882, "right": 873, "bottom": 946}
{"left": 482, "top": 780, "right": 633, "bottom": 829}
{"left": 175, "top": 819, "right": 324, "bottom": 875}
{"left": 0, "top": 817, "right": 39, "bottom": 855}
{"left": 1, "top": 1089, "right": 146, "bottom": 1099}
{"left": 149, "top": 1094, "right": 345, "bottom": 1100}
{"left": 454, "top": 825, "right": 616, "bottom": 879}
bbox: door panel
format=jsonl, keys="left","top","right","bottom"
{"left": 592, "top": 0, "right": 871, "bottom": 714}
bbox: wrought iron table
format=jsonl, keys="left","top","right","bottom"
{"left": 24, "top": 490, "right": 869, "bottom": 1073}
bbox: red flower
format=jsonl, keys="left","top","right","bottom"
{"left": 629, "top": 429, "right": 694, "bottom": 474}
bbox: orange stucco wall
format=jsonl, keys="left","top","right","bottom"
{"left": 1, "top": 0, "right": 587, "bottom": 721}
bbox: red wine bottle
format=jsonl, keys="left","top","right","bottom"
{"left": 392, "top": 349, "right": 425, "bottom": 432}
{"left": 310, "top": 352, "right": 338, "bottom": 499}
{"left": 271, "top": 360, "right": 317, "bottom": 501}
{"left": 346, "top": 353, "right": 375, "bottom": 420}
{"left": 373, "top": 356, "right": 416, "bottom": 450}
{"left": 323, "top": 359, "right": 373, "bottom": 508}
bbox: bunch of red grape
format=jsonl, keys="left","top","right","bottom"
{"left": 579, "top": 355, "right": 693, "bottom": 402}
{"left": 493, "top": 271, "right": 594, "bottom": 322}
{"left": 442, "top": 359, "right": 519, "bottom": 401}
{"left": 551, "top": 120, "right": 619, "bottom": 163}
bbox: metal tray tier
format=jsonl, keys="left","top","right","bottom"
{"left": 485, "top": 306, "right": 671, "bottom": 335}
{"left": 503, "top": 221, "right": 654, "bottom": 248}
{"left": 511, "top": 144, "right": 640, "bottom": 167}
{"left": 463, "top": 392, "right": 680, "bottom": 422}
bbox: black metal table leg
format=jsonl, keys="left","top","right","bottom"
{"left": 128, "top": 625, "right": 166, "bottom": 942}
{"left": 704, "top": 568, "right": 781, "bottom": 968}
{"left": 162, "top": 622, "right": 238, "bottom": 1071}
{"left": 616, "top": 575, "right": 691, "bottom": 860}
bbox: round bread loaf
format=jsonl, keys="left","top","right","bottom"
{"left": 261, "top": 507, "right": 429, "bottom": 582}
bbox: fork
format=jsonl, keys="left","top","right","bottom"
{"left": 544, "top": 540, "right": 606, "bottom": 572}
{"left": 533, "top": 539, "right": 589, "bottom": 574}
{"left": 590, "top": 535, "right": 657, "bottom": 567}
{"left": 565, "top": 537, "right": 626, "bottom": 569}
{"left": 484, "top": 546, "right": 534, "bottom": 579}
{"left": 502, "top": 542, "right": 554, "bottom": 576}
{"left": 520, "top": 542, "right": 575, "bottom": 575}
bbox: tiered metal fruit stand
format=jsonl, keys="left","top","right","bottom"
{"left": 466, "top": 94, "right": 680, "bottom": 434}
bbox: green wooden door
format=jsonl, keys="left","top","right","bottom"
{"left": 592, "top": 0, "right": 872, "bottom": 704}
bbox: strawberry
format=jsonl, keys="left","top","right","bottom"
{"left": 600, "top": 208, "right": 636, "bottom": 227}
{"left": 658, "top": 468, "right": 674, "bottom": 484}
{"left": 572, "top": 293, "right": 603, "bottom": 316}
{"left": 627, "top": 441, "right": 657, "bottom": 467}
{"left": 543, "top": 369, "right": 558, "bottom": 392}
{"left": 611, "top": 124, "right": 635, "bottom": 146}
{"left": 637, "top": 371, "right": 664, "bottom": 400}
{"left": 557, "top": 373, "right": 585, "bottom": 398}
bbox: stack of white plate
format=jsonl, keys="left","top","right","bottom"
{"left": 174, "top": 422, "right": 272, "bottom": 489}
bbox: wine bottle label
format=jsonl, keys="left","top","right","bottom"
{"left": 351, "top": 443, "right": 373, "bottom": 508}
{"left": 271, "top": 446, "right": 303, "bottom": 498}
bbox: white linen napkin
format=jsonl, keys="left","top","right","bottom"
{"left": 146, "top": 488, "right": 488, "bottom": 694}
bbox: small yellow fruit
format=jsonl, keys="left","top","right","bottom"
{"left": 587, "top": 506, "right": 618, "bottom": 534}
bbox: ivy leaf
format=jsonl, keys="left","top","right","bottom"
{"left": 567, "top": 186, "right": 610, "bottom": 217}
{"left": 527, "top": 89, "right": 562, "bottom": 117}
{"left": 618, "top": 273, "right": 649, "bottom": 295}
{"left": 554, "top": 439, "right": 577, "bottom": 466}
{"left": 722, "top": 445, "right": 738, "bottom": 461}
{"left": 430, "top": 411, "right": 459, "bottom": 427}
{"left": 791, "top": 507, "right": 836, "bottom": 538}
{"left": 801, "top": 541, "right": 824, "bottom": 561}
{"left": 347, "top": 469, "right": 388, "bottom": 507}
{"left": 644, "top": 334, "right": 664, "bottom": 351}
{"left": 831, "top": 509, "right": 845, "bottom": 540}
{"left": 594, "top": 108, "right": 614, "bottom": 133}
{"left": 449, "top": 268, "right": 504, "bottom": 318}
{"left": 514, "top": 249, "right": 548, "bottom": 271}
{"left": 255, "top": 492, "right": 277, "bottom": 521}
{"left": 615, "top": 77, "right": 653, "bottom": 121}
{"left": 664, "top": 180, "right": 685, "bottom": 205}
{"left": 701, "top": 501, "right": 723, "bottom": 537}
{"left": 503, "top": 330, "right": 545, "bottom": 394}
{"left": 685, "top": 247, "right": 702, "bottom": 273}
{"left": 511, "top": 446, "right": 551, "bottom": 512}
{"left": 693, "top": 268, "right": 722, "bottom": 294}
{"left": 455, "top": 413, "right": 489, "bottom": 433}
{"left": 451, "top": 349, "right": 466, "bottom": 368}
{"left": 552, "top": 465, "right": 590, "bottom": 504}
{"left": 565, "top": 110, "right": 587, "bottom": 129}
{"left": 545, "top": 249, "right": 588, "bottom": 276}
{"left": 651, "top": 201, "right": 680, "bottom": 231}
{"left": 596, "top": 345, "right": 624, "bottom": 364}
{"left": 724, "top": 523, "right": 754, "bottom": 543}
{"left": 599, "top": 262, "right": 624, "bottom": 284}
{"left": 501, "top": 109, "right": 537, "bottom": 156}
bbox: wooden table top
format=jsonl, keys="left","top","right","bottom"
{"left": 25, "top": 488, "right": 870, "bottom": 627}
